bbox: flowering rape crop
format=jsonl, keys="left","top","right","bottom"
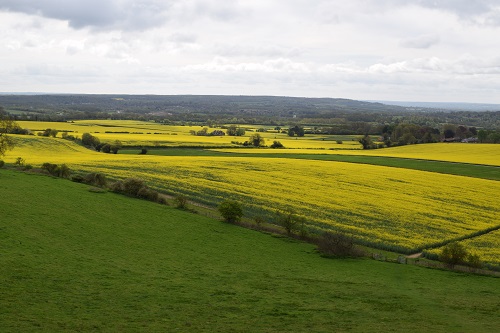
{"left": 460, "top": 230, "right": 500, "bottom": 265}
{"left": 427, "top": 230, "right": 500, "bottom": 266}
{"left": 216, "top": 143, "right": 500, "bottom": 166}
{"left": 17, "top": 120, "right": 360, "bottom": 149}
{"left": 6, "top": 134, "right": 499, "bottom": 254}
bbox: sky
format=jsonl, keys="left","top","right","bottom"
{"left": 1, "top": 0, "right": 500, "bottom": 103}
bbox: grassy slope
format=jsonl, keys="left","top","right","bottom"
{"left": 1, "top": 170, "right": 499, "bottom": 332}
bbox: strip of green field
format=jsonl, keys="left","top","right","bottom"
{"left": 120, "top": 148, "right": 500, "bottom": 181}
{"left": 1, "top": 169, "right": 499, "bottom": 333}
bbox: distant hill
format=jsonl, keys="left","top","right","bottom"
{"left": 0, "top": 93, "right": 419, "bottom": 115}
{"left": 372, "top": 100, "right": 500, "bottom": 111}
{"left": 2, "top": 94, "right": 499, "bottom": 129}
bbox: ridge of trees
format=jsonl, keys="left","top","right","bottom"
{"left": 1, "top": 94, "right": 498, "bottom": 131}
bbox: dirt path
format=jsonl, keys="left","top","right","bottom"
{"left": 407, "top": 252, "right": 422, "bottom": 259}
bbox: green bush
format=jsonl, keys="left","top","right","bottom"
{"left": 157, "top": 197, "right": 168, "bottom": 205}
{"left": 122, "top": 178, "right": 146, "bottom": 196}
{"left": 58, "top": 164, "right": 71, "bottom": 178}
{"left": 276, "top": 209, "right": 299, "bottom": 236}
{"left": 467, "top": 253, "right": 483, "bottom": 269}
{"left": 109, "top": 180, "right": 124, "bottom": 192}
{"left": 175, "top": 195, "right": 188, "bottom": 209}
{"left": 254, "top": 216, "right": 264, "bottom": 226}
{"left": 111, "top": 178, "right": 164, "bottom": 204}
{"left": 101, "top": 143, "right": 111, "bottom": 153}
{"left": 15, "top": 157, "right": 25, "bottom": 166}
{"left": 218, "top": 200, "right": 243, "bottom": 223}
{"left": 440, "top": 242, "right": 468, "bottom": 266}
{"left": 317, "top": 232, "right": 364, "bottom": 257}
{"left": 84, "top": 173, "right": 107, "bottom": 187}
{"left": 42, "top": 162, "right": 58, "bottom": 176}
{"left": 0, "top": 160, "right": 4, "bottom": 168}
{"left": 71, "top": 174, "right": 85, "bottom": 183}
{"left": 137, "top": 187, "right": 159, "bottom": 202}
{"left": 270, "top": 141, "right": 284, "bottom": 148}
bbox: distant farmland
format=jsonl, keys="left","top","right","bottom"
{"left": 4, "top": 120, "right": 500, "bottom": 263}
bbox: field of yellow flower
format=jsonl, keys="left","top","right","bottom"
{"left": 460, "top": 230, "right": 500, "bottom": 265}
{"left": 426, "top": 229, "right": 500, "bottom": 266}
{"left": 5, "top": 133, "right": 499, "bottom": 254}
{"left": 215, "top": 143, "right": 500, "bottom": 166}
{"left": 16, "top": 120, "right": 359, "bottom": 149}
{"left": 17, "top": 120, "right": 500, "bottom": 165}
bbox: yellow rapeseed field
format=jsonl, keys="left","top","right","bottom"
{"left": 215, "top": 143, "right": 500, "bottom": 166}
{"left": 5, "top": 134, "right": 499, "bottom": 253}
{"left": 427, "top": 230, "right": 500, "bottom": 266}
{"left": 16, "top": 120, "right": 359, "bottom": 149}
{"left": 460, "top": 230, "right": 500, "bottom": 265}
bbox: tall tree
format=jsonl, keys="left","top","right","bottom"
{"left": 358, "top": 134, "right": 373, "bottom": 149}
{"left": 249, "top": 133, "right": 265, "bottom": 147}
{"left": 0, "top": 107, "right": 16, "bottom": 157}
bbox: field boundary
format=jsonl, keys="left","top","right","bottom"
{"left": 420, "top": 224, "right": 500, "bottom": 252}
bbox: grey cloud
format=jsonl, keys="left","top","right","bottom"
{"left": 0, "top": 0, "right": 248, "bottom": 31}
{"left": 413, "top": 0, "right": 500, "bottom": 25}
{"left": 359, "top": 0, "right": 500, "bottom": 25}
{"left": 169, "top": 33, "right": 197, "bottom": 44}
{"left": 399, "top": 34, "right": 440, "bottom": 49}
{"left": 415, "top": 0, "right": 493, "bottom": 17}
{"left": 22, "top": 40, "right": 37, "bottom": 48}
{"left": 0, "top": 0, "right": 172, "bottom": 31}
{"left": 190, "top": 0, "right": 244, "bottom": 21}
{"left": 19, "top": 63, "right": 104, "bottom": 79}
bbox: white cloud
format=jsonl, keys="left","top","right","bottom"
{"left": 0, "top": 1, "right": 500, "bottom": 102}
{"left": 369, "top": 57, "right": 446, "bottom": 74}
{"left": 183, "top": 57, "right": 310, "bottom": 73}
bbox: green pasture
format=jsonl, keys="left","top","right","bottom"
{"left": 1, "top": 169, "right": 499, "bottom": 332}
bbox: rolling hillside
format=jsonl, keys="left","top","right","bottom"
{"left": 1, "top": 169, "right": 499, "bottom": 332}
{"left": 4, "top": 134, "right": 499, "bottom": 256}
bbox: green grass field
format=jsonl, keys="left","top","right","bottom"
{"left": 1, "top": 169, "right": 499, "bottom": 332}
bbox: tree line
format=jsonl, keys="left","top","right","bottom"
{"left": 1, "top": 95, "right": 499, "bottom": 132}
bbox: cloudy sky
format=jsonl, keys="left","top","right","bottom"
{"left": 1, "top": 0, "right": 500, "bottom": 103}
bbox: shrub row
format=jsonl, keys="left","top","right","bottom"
{"left": 217, "top": 200, "right": 365, "bottom": 258}
{"left": 71, "top": 172, "right": 167, "bottom": 205}
{"left": 41, "top": 162, "right": 71, "bottom": 178}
